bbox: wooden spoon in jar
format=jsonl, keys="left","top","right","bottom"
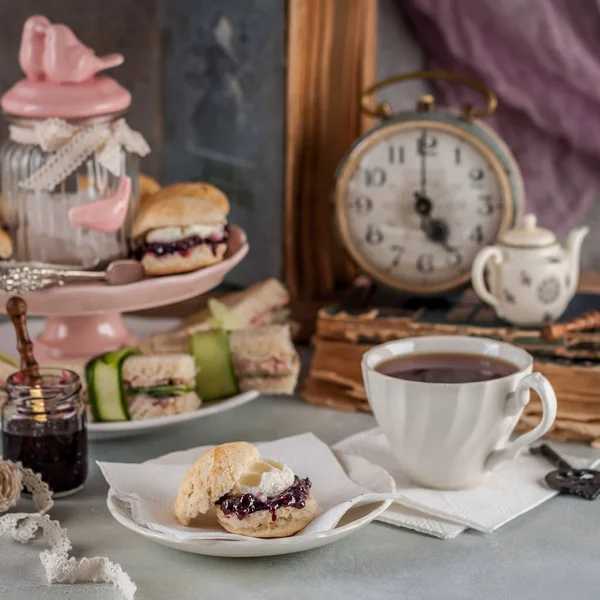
{"left": 6, "top": 295, "right": 41, "bottom": 386}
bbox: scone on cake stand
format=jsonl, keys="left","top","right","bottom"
{"left": 0, "top": 225, "right": 248, "bottom": 361}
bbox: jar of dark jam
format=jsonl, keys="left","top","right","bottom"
{"left": 2, "top": 368, "right": 87, "bottom": 497}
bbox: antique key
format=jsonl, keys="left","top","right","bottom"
{"left": 531, "top": 444, "right": 600, "bottom": 500}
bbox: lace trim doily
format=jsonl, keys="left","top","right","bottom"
{"left": 9, "top": 118, "right": 150, "bottom": 192}
{"left": 0, "top": 457, "right": 136, "bottom": 599}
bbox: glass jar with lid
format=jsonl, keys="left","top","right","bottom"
{"left": 0, "top": 16, "right": 150, "bottom": 267}
{"left": 2, "top": 367, "right": 87, "bottom": 497}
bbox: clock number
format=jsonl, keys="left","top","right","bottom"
{"left": 477, "top": 195, "right": 495, "bottom": 216}
{"left": 416, "top": 134, "right": 437, "bottom": 157}
{"left": 416, "top": 253, "right": 434, "bottom": 274}
{"left": 469, "top": 167, "right": 485, "bottom": 189}
{"left": 388, "top": 146, "right": 405, "bottom": 164}
{"left": 365, "top": 168, "right": 386, "bottom": 187}
{"left": 349, "top": 195, "right": 373, "bottom": 214}
{"left": 447, "top": 251, "right": 463, "bottom": 267}
{"left": 469, "top": 224, "right": 484, "bottom": 244}
{"left": 365, "top": 224, "right": 383, "bottom": 245}
{"left": 455, "top": 147, "right": 461, "bottom": 165}
{"left": 390, "top": 244, "right": 405, "bottom": 267}
{"left": 469, "top": 167, "right": 485, "bottom": 181}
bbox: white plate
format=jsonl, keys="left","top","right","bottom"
{"left": 89, "top": 391, "right": 259, "bottom": 441}
{"left": 106, "top": 451, "right": 395, "bottom": 557}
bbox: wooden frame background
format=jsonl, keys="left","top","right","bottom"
{"left": 285, "top": 0, "right": 378, "bottom": 333}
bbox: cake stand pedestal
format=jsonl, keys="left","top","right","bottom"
{"left": 0, "top": 226, "right": 249, "bottom": 360}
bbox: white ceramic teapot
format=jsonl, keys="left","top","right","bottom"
{"left": 471, "top": 215, "right": 589, "bottom": 327}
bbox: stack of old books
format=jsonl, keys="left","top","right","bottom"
{"left": 303, "top": 287, "right": 600, "bottom": 446}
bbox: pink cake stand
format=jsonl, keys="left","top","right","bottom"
{"left": 0, "top": 226, "right": 249, "bottom": 360}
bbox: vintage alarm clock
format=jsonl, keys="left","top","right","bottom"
{"left": 333, "top": 71, "right": 524, "bottom": 295}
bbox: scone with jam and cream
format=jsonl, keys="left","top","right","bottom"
{"left": 174, "top": 442, "right": 317, "bottom": 538}
{"left": 132, "top": 183, "right": 229, "bottom": 276}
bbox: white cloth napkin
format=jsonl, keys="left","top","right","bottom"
{"left": 98, "top": 433, "right": 393, "bottom": 542}
{"left": 334, "top": 427, "right": 600, "bottom": 539}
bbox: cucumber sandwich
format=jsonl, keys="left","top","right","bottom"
{"left": 228, "top": 325, "right": 300, "bottom": 395}
{"left": 86, "top": 347, "right": 140, "bottom": 422}
{"left": 122, "top": 354, "right": 200, "bottom": 420}
{"left": 190, "top": 323, "right": 300, "bottom": 399}
{"left": 86, "top": 349, "right": 201, "bottom": 422}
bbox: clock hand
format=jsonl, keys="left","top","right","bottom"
{"left": 421, "top": 216, "right": 457, "bottom": 253}
{"left": 413, "top": 191, "right": 432, "bottom": 216}
{"left": 413, "top": 186, "right": 457, "bottom": 253}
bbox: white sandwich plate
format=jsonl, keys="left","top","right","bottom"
{"left": 106, "top": 451, "right": 394, "bottom": 557}
{"left": 88, "top": 390, "right": 259, "bottom": 441}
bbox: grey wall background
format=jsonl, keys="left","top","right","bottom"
{"left": 0, "top": 0, "right": 596, "bottom": 284}
{"left": 161, "top": 0, "right": 285, "bottom": 287}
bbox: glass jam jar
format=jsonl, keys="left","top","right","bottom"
{"left": 2, "top": 368, "right": 87, "bottom": 497}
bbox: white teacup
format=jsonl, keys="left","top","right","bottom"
{"left": 362, "top": 336, "right": 557, "bottom": 489}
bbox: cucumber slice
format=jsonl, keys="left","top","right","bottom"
{"left": 86, "top": 347, "right": 140, "bottom": 422}
{"left": 189, "top": 329, "right": 238, "bottom": 400}
{"left": 0, "top": 352, "right": 18, "bottom": 367}
{"left": 208, "top": 298, "right": 244, "bottom": 331}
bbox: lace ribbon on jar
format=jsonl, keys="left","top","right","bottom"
{"left": 9, "top": 118, "right": 150, "bottom": 191}
{"left": 0, "top": 457, "right": 136, "bottom": 599}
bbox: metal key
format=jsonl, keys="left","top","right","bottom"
{"left": 531, "top": 444, "right": 600, "bottom": 501}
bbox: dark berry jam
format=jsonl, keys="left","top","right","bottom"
{"left": 2, "top": 416, "right": 88, "bottom": 495}
{"left": 216, "top": 476, "right": 312, "bottom": 522}
{"left": 132, "top": 226, "right": 229, "bottom": 260}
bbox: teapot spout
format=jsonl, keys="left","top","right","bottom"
{"left": 565, "top": 225, "right": 589, "bottom": 290}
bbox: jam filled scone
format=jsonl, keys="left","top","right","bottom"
{"left": 174, "top": 441, "right": 317, "bottom": 538}
{"left": 132, "top": 182, "right": 229, "bottom": 276}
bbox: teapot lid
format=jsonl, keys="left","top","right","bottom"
{"left": 499, "top": 214, "right": 557, "bottom": 248}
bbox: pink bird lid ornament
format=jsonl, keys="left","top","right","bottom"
{"left": 1, "top": 15, "right": 131, "bottom": 119}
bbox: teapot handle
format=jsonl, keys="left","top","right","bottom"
{"left": 471, "top": 247, "right": 503, "bottom": 308}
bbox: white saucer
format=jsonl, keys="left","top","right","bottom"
{"left": 89, "top": 391, "right": 259, "bottom": 441}
{"left": 106, "top": 452, "right": 394, "bottom": 557}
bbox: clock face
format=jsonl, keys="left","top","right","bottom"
{"left": 334, "top": 120, "right": 515, "bottom": 294}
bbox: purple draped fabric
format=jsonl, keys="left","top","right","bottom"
{"left": 403, "top": 0, "right": 600, "bottom": 233}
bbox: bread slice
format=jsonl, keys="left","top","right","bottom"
{"left": 174, "top": 442, "right": 260, "bottom": 525}
{"left": 141, "top": 242, "right": 227, "bottom": 276}
{"left": 122, "top": 353, "right": 196, "bottom": 388}
{"left": 128, "top": 391, "right": 201, "bottom": 420}
{"left": 229, "top": 324, "right": 294, "bottom": 355}
{"left": 133, "top": 183, "right": 229, "bottom": 239}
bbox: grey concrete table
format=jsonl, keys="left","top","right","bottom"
{"left": 1, "top": 394, "right": 600, "bottom": 600}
